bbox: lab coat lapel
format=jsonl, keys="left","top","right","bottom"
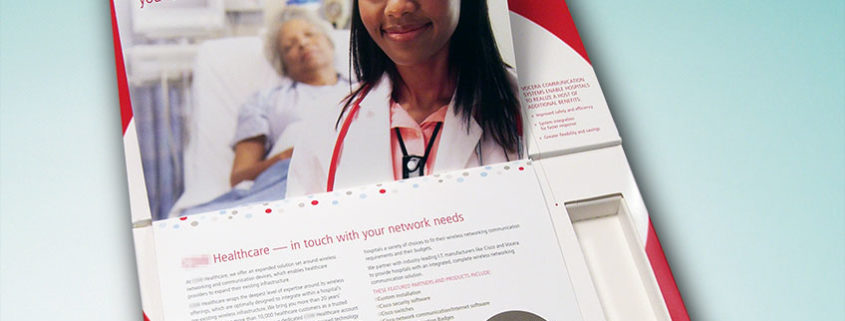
{"left": 333, "top": 75, "right": 394, "bottom": 190}
{"left": 434, "top": 103, "right": 483, "bottom": 172}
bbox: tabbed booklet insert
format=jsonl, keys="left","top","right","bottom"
{"left": 111, "top": 1, "right": 690, "bottom": 320}
{"left": 157, "top": 163, "right": 583, "bottom": 321}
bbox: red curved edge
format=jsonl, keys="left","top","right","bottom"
{"left": 110, "top": 0, "right": 133, "bottom": 135}
{"left": 112, "top": 2, "right": 144, "bottom": 318}
{"left": 645, "top": 219, "right": 690, "bottom": 321}
{"left": 507, "top": 0, "right": 591, "bottom": 65}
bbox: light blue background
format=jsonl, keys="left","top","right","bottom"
{"left": 1, "top": 1, "right": 842, "bottom": 320}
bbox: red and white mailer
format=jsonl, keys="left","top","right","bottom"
{"left": 507, "top": 1, "right": 690, "bottom": 320}
{"left": 110, "top": 0, "right": 690, "bottom": 320}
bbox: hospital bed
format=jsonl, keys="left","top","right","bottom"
{"left": 168, "top": 30, "right": 352, "bottom": 218}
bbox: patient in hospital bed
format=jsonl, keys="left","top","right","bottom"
{"left": 182, "top": 8, "right": 352, "bottom": 216}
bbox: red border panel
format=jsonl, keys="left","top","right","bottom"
{"left": 646, "top": 220, "right": 691, "bottom": 321}
{"left": 110, "top": 0, "right": 133, "bottom": 134}
{"left": 507, "top": 0, "right": 591, "bottom": 64}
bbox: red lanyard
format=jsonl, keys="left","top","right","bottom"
{"left": 327, "top": 85, "right": 371, "bottom": 192}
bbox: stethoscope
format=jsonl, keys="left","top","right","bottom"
{"left": 326, "top": 85, "right": 523, "bottom": 192}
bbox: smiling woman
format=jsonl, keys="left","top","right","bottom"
{"left": 358, "top": 0, "right": 460, "bottom": 67}
{"left": 286, "top": 0, "right": 523, "bottom": 196}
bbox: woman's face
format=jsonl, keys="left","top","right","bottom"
{"left": 278, "top": 18, "right": 335, "bottom": 78}
{"left": 358, "top": 0, "right": 460, "bottom": 67}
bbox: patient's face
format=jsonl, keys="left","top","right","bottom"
{"left": 278, "top": 18, "right": 335, "bottom": 79}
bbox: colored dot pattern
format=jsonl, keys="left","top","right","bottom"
{"left": 158, "top": 161, "right": 531, "bottom": 230}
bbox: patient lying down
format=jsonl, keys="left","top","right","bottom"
{"left": 183, "top": 8, "right": 351, "bottom": 216}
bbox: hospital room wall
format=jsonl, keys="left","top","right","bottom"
{"left": 113, "top": 1, "right": 211, "bottom": 220}
{"left": 115, "top": 0, "right": 279, "bottom": 220}
{"left": 115, "top": 1, "right": 183, "bottom": 221}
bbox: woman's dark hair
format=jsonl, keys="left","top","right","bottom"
{"left": 340, "top": 0, "right": 521, "bottom": 152}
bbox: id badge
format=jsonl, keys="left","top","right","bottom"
{"left": 402, "top": 155, "right": 425, "bottom": 179}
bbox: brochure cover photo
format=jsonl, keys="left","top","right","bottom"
{"left": 113, "top": 0, "right": 524, "bottom": 222}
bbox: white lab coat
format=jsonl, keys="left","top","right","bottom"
{"left": 286, "top": 73, "right": 522, "bottom": 197}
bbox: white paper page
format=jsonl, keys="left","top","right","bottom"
{"left": 153, "top": 161, "right": 584, "bottom": 321}
{"left": 508, "top": 12, "right": 621, "bottom": 159}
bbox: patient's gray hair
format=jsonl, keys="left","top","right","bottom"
{"left": 265, "top": 8, "right": 335, "bottom": 76}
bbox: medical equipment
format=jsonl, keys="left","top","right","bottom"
{"left": 131, "top": 0, "right": 226, "bottom": 39}
{"left": 322, "top": 0, "right": 351, "bottom": 28}
{"left": 326, "top": 85, "right": 370, "bottom": 192}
